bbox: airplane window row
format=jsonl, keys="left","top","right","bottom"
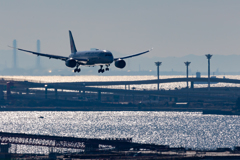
{"left": 85, "top": 52, "right": 98, "bottom": 55}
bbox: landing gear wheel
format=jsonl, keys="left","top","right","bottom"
{"left": 98, "top": 69, "right": 105, "bottom": 73}
{"left": 98, "top": 65, "right": 105, "bottom": 73}
{"left": 74, "top": 68, "right": 81, "bottom": 73}
{"left": 106, "top": 68, "right": 109, "bottom": 71}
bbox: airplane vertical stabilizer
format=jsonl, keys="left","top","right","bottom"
{"left": 69, "top": 30, "right": 77, "bottom": 54}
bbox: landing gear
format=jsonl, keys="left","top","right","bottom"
{"left": 98, "top": 65, "right": 104, "bottom": 73}
{"left": 74, "top": 65, "right": 81, "bottom": 73}
{"left": 105, "top": 65, "right": 109, "bottom": 71}
{"left": 74, "top": 68, "right": 81, "bottom": 73}
{"left": 98, "top": 65, "right": 110, "bottom": 73}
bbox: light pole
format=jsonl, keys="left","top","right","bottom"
{"left": 155, "top": 61, "right": 162, "bottom": 91}
{"left": 205, "top": 54, "right": 212, "bottom": 91}
{"left": 184, "top": 61, "right": 191, "bottom": 88}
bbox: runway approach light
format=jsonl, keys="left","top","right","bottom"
{"left": 184, "top": 61, "right": 191, "bottom": 88}
{"left": 48, "top": 70, "right": 52, "bottom": 73}
{"left": 205, "top": 54, "right": 212, "bottom": 91}
{"left": 155, "top": 61, "right": 162, "bottom": 91}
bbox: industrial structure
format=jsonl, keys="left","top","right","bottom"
{"left": 36, "top": 40, "right": 41, "bottom": 68}
{"left": 12, "top": 40, "right": 17, "bottom": 69}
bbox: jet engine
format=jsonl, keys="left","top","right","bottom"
{"left": 115, "top": 59, "right": 126, "bottom": 69}
{"left": 65, "top": 59, "right": 77, "bottom": 68}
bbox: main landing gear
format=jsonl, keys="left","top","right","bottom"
{"left": 98, "top": 65, "right": 110, "bottom": 73}
{"left": 98, "top": 65, "right": 104, "bottom": 73}
{"left": 74, "top": 68, "right": 81, "bottom": 73}
{"left": 74, "top": 65, "right": 81, "bottom": 73}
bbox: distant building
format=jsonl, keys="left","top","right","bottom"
{"left": 195, "top": 71, "right": 218, "bottom": 84}
{"left": 196, "top": 72, "right": 201, "bottom": 78}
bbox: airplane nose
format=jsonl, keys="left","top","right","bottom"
{"left": 109, "top": 52, "right": 114, "bottom": 62}
{"left": 110, "top": 55, "right": 114, "bottom": 62}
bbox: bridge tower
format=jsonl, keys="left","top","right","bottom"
{"left": 13, "top": 40, "right": 17, "bottom": 69}
{"left": 155, "top": 61, "right": 162, "bottom": 91}
{"left": 205, "top": 54, "right": 212, "bottom": 91}
{"left": 36, "top": 40, "right": 41, "bottom": 68}
{"left": 184, "top": 61, "right": 191, "bottom": 88}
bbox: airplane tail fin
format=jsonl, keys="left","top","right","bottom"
{"left": 69, "top": 30, "right": 77, "bottom": 54}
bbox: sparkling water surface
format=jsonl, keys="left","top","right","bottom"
{"left": 0, "top": 111, "right": 240, "bottom": 153}
{"left": 0, "top": 75, "right": 240, "bottom": 153}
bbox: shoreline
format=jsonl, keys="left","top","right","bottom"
{"left": 0, "top": 105, "right": 239, "bottom": 116}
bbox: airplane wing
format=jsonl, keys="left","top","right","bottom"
{"left": 9, "top": 46, "right": 69, "bottom": 61}
{"left": 113, "top": 48, "right": 153, "bottom": 61}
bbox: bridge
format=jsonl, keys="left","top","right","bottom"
{"left": 46, "top": 77, "right": 240, "bottom": 86}
{"left": 0, "top": 131, "right": 168, "bottom": 152}
{"left": 2, "top": 77, "right": 239, "bottom": 86}
{"left": 0, "top": 77, "right": 239, "bottom": 102}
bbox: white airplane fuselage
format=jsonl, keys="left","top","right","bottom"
{"left": 13, "top": 30, "right": 151, "bottom": 73}
{"left": 70, "top": 50, "right": 114, "bottom": 66}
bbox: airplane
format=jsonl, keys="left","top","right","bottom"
{"left": 10, "top": 31, "right": 152, "bottom": 73}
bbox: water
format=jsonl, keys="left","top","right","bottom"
{"left": 0, "top": 111, "right": 240, "bottom": 153}
{"left": 0, "top": 75, "right": 240, "bottom": 153}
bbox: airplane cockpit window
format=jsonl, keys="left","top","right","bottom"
{"left": 105, "top": 53, "right": 112, "bottom": 56}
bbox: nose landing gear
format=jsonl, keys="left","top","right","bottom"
{"left": 105, "top": 65, "right": 110, "bottom": 71}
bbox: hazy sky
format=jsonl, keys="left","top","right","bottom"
{"left": 1, "top": 0, "right": 240, "bottom": 58}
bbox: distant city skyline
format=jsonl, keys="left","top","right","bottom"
{"left": 0, "top": 0, "right": 240, "bottom": 59}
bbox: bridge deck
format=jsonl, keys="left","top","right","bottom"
{"left": 0, "top": 131, "right": 168, "bottom": 151}
{"left": 1, "top": 77, "right": 240, "bottom": 86}
{"left": 0, "top": 77, "right": 239, "bottom": 101}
